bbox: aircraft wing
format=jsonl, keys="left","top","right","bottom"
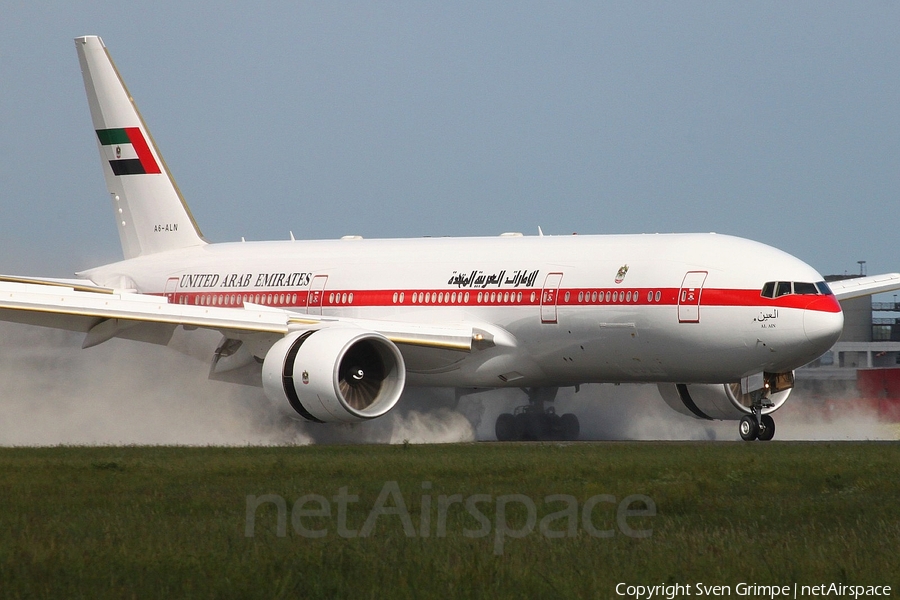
{"left": 0, "top": 276, "right": 485, "bottom": 352}
{"left": 828, "top": 273, "right": 900, "bottom": 301}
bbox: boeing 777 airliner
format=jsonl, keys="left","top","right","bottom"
{"left": 2, "top": 36, "right": 898, "bottom": 441}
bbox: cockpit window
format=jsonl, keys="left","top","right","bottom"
{"left": 775, "top": 281, "right": 793, "bottom": 297}
{"left": 760, "top": 280, "right": 831, "bottom": 299}
{"left": 793, "top": 282, "right": 818, "bottom": 295}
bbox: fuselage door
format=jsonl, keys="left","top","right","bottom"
{"left": 541, "top": 272, "right": 564, "bottom": 324}
{"left": 678, "top": 271, "right": 708, "bottom": 323}
{"left": 307, "top": 275, "right": 328, "bottom": 315}
{"left": 164, "top": 277, "right": 179, "bottom": 303}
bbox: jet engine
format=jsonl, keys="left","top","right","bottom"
{"left": 657, "top": 372, "right": 794, "bottom": 421}
{"left": 262, "top": 327, "right": 406, "bottom": 423}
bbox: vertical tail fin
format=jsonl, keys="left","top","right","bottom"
{"left": 75, "top": 35, "right": 206, "bottom": 259}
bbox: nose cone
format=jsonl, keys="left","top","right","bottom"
{"left": 803, "top": 300, "right": 843, "bottom": 355}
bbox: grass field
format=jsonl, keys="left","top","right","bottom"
{"left": 1, "top": 443, "right": 899, "bottom": 599}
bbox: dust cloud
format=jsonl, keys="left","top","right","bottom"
{"left": 0, "top": 323, "right": 474, "bottom": 446}
{"left": 773, "top": 389, "right": 900, "bottom": 441}
{"left": 0, "top": 322, "right": 896, "bottom": 445}
{"left": 0, "top": 323, "right": 309, "bottom": 445}
{"left": 459, "top": 385, "right": 733, "bottom": 441}
{"left": 466, "top": 384, "right": 899, "bottom": 441}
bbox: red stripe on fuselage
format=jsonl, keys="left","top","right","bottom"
{"left": 161, "top": 287, "right": 842, "bottom": 313}
{"left": 701, "top": 289, "right": 842, "bottom": 313}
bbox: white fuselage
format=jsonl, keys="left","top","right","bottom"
{"left": 80, "top": 232, "right": 843, "bottom": 389}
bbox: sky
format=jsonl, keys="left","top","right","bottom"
{"left": 1, "top": 2, "right": 898, "bottom": 281}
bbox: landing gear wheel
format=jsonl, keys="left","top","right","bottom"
{"left": 523, "top": 411, "right": 550, "bottom": 440}
{"left": 514, "top": 413, "right": 530, "bottom": 440}
{"left": 493, "top": 387, "right": 583, "bottom": 441}
{"left": 739, "top": 415, "right": 759, "bottom": 441}
{"left": 559, "top": 413, "right": 580, "bottom": 441}
{"left": 495, "top": 413, "right": 516, "bottom": 442}
{"left": 757, "top": 414, "right": 776, "bottom": 442}
{"left": 541, "top": 411, "right": 559, "bottom": 439}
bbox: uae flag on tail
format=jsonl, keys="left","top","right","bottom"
{"left": 96, "top": 127, "right": 161, "bottom": 175}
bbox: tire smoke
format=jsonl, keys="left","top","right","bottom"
{"left": 1, "top": 323, "right": 895, "bottom": 445}
{"left": 0, "top": 323, "right": 474, "bottom": 445}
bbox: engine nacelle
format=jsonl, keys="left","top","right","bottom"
{"left": 658, "top": 372, "right": 794, "bottom": 421}
{"left": 262, "top": 327, "right": 406, "bottom": 423}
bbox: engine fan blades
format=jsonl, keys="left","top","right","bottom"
{"left": 338, "top": 341, "right": 387, "bottom": 410}
{"left": 339, "top": 373, "right": 381, "bottom": 410}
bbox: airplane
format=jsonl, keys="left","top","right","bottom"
{"left": 1, "top": 35, "right": 898, "bottom": 442}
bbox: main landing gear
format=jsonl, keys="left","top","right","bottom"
{"left": 495, "top": 388, "right": 580, "bottom": 441}
{"left": 738, "top": 392, "right": 776, "bottom": 442}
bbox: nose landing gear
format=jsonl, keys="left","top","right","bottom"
{"left": 738, "top": 391, "right": 776, "bottom": 441}
{"left": 495, "top": 387, "right": 580, "bottom": 441}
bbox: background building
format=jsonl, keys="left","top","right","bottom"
{"left": 797, "top": 273, "right": 900, "bottom": 418}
